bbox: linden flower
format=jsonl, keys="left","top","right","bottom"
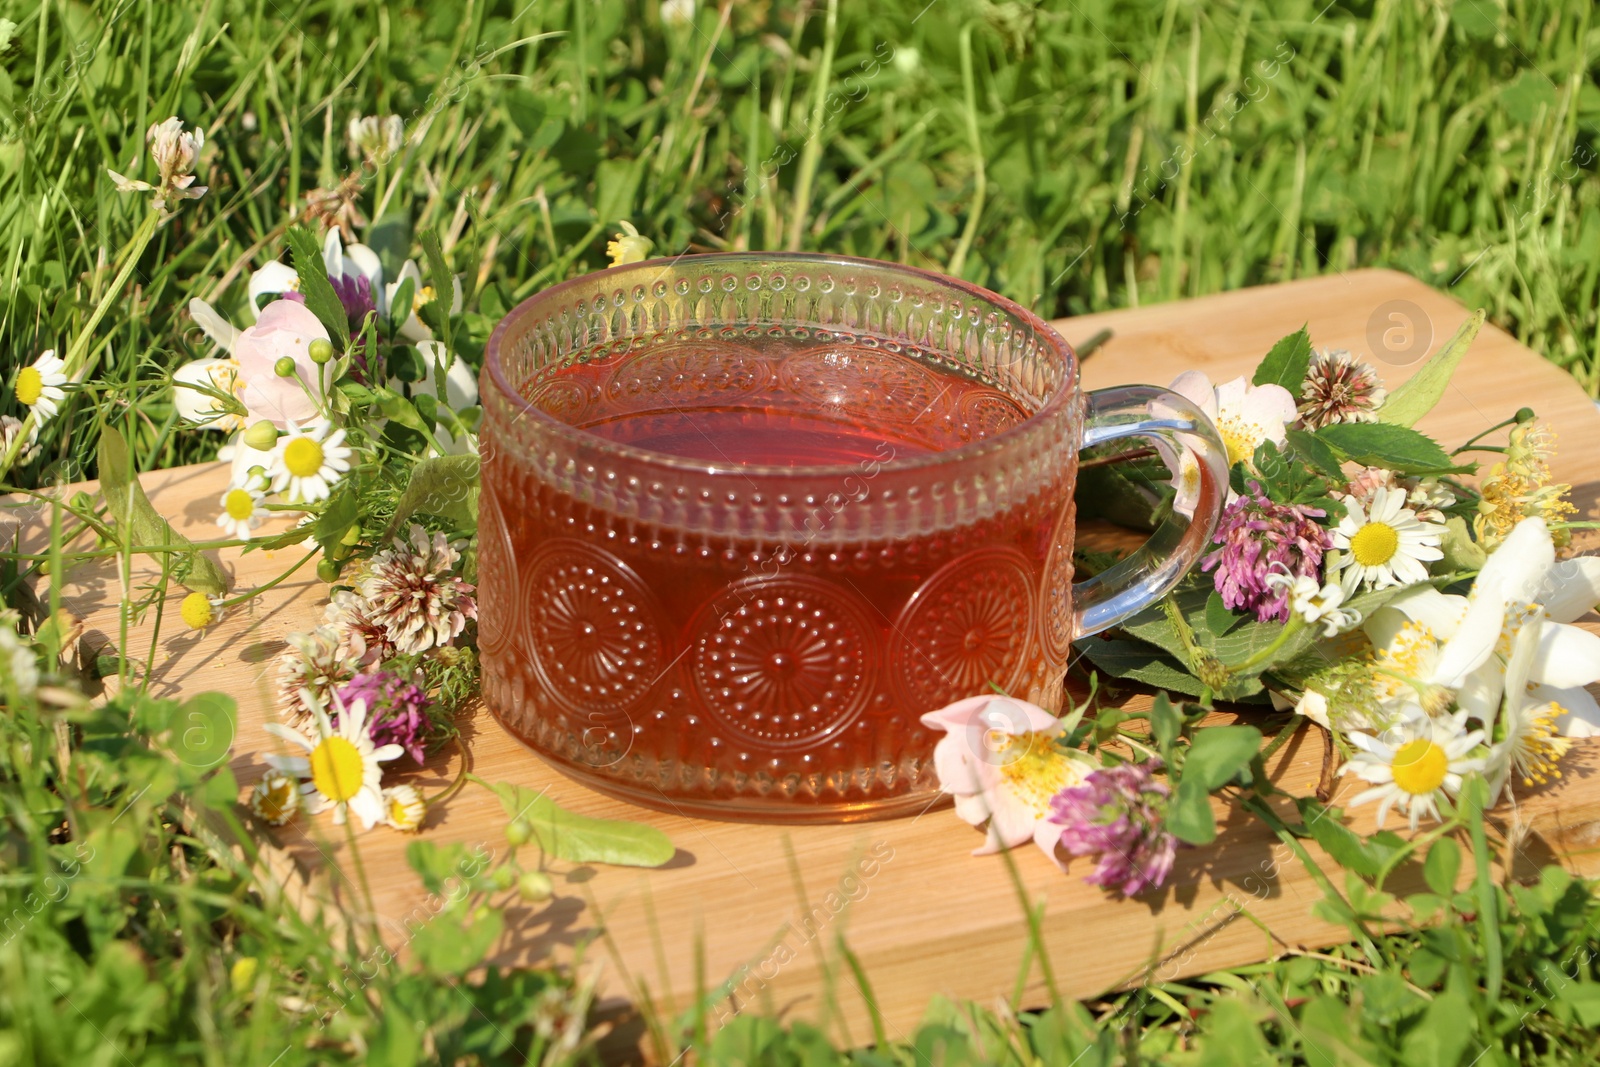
{"left": 1168, "top": 371, "right": 1297, "bottom": 470}
{"left": 270, "top": 420, "right": 352, "bottom": 503}
{"left": 382, "top": 784, "right": 427, "bottom": 832}
{"left": 216, "top": 476, "right": 268, "bottom": 541}
{"left": 180, "top": 592, "right": 224, "bottom": 631}
{"left": 1341, "top": 710, "right": 1486, "bottom": 830}
{"left": 1330, "top": 485, "right": 1444, "bottom": 594}
{"left": 263, "top": 689, "right": 404, "bottom": 829}
{"left": 920, "top": 695, "right": 1092, "bottom": 862}
{"left": 15, "top": 350, "right": 68, "bottom": 424}
{"left": 248, "top": 770, "right": 302, "bottom": 826}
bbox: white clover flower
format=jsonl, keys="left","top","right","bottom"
{"left": 108, "top": 117, "right": 208, "bottom": 211}
{"left": 348, "top": 114, "right": 405, "bottom": 164}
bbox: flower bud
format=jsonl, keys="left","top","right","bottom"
{"left": 1514, "top": 407, "right": 1536, "bottom": 424}
{"left": 517, "top": 870, "right": 554, "bottom": 903}
{"left": 308, "top": 339, "right": 334, "bottom": 364}
{"left": 490, "top": 865, "right": 515, "bottom": 892}
{"left": 243, "top": 420, "right": 280, "bottom": 451}
{"left": 505, "top": 817, "right": 533, "bottom": 847}
{"left": 316, "top": 558, "right": 340, "bottom": 583}
{"left": 230, "top": 956, "right": 259, "bottom": 997}
{"left": 274, "top": 356, "right": 297, "bottom": 377}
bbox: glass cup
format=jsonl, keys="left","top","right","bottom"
{"left": 478, "top": 253, "right": 1228, "bottom": 822}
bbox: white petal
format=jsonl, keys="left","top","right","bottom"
{"left": 1531, "top": 623, "right": 1600, "bottom": 690}
{"left": 1033, "top": 819, "right": 1067, "bottom": 871}
{"left": 1431, "top": 599, "right": 1505, "bottom": 688}
{"left": 1532, "top": 683, "right": 1600, "bottom": 737}
{"left": 247, "top": 261, "right": 301, "bottom": 320}
{"left": 1476, "top": 518, "right": 1555, "bottom": 605}
{"left": 172, "top": 358, "right": 233, "bottom": 425}
{"left": 263, "top": 722, "right": 315, "bottom": 751}
{"left": 1238, "top": 381, "right": 1297, "bottom": 428}
{"left": 1167, "top": 370, "right": 1219, "bottom": 419}
{"left": 344, "top": 243, "right": 386, "bottom": 300}
{"left": 982, "top": 788, "right": 1039, "bottom": 852}
{"left": 263, "top": 755, "right": 310, "bottom": 775}
{"left": 370, "top": 743, "right": 406, "bottom": 763}
{"left": 933, "top": 736, "right": 984, "bottom": 796}
{"left": 952, "top": 792, "right": 991, "bottom": 827}
{"left": 1540, "top": 556, "right": 1600, "bottom": 624}
{"left": 189, "top": 299, "right": 240, "bottom": 354}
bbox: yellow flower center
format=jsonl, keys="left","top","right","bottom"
{"left": 1215, "top": 413, "right": 1261, "bottom": 467}
{"left": 1391, "top": 738, "right": 1448, "bottom": 795}
{"left": 414, "top": 285, "right": 436, "bottom": 312}
{"left": 15, "top": 367, "right": 43, "bottom": 407}
{"left": 389, "top": 794, "right": 422, "bottom": 827}
{"left": 1370, "top": 622, "right": 1436, "bottom": 702}
{"left": 309, "top": 735, "right": 366, "bottom": 802}
{"left": 224, "top": 488, "right": 256, "bottom": 521}
{"left": 282, "top": 437, "right": 324, "bottom": 478}
{"left": 1349, "top": 521, "right": 1399, "bottom": 567}
{"left": 180, "top": 592, "right": 215, "bottom": 630}
{"left": 256, "top": 776, "right": 298, "bottom": 823}
{"left": 997, "top": 732, "right": 1084, "bottom": 816}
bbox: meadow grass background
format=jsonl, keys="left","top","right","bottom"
{"left": 4, "top": 0, "right": 1600, "bottom": 1063}
{"left": 2, "top": 0, "right": 1598, "bottom": 489}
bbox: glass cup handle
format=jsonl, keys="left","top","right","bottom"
{"left": 1071, "top": 385, "right": 1231, "bottom": 639}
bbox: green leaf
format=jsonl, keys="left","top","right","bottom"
{"left": 1149, "top": 692, "right": 1182, "bottom": 759}
{"left": 418, "top": 229, "right": 455, "bottom": 356}
{"left": 595, "top": 158, "right": 644, "bottom": 230}
{"left": 167, "top": 692, "right": 236, "bottom": 770}
{"left": 388, "top": 276, "right": 416, "bottom": 338}
{"left": 1167, "top": 777, "right": 1217, "bottom": 845}
{"left": 284, "top": 226, "right": 351, "bottom": 347}
{"left": 98, "top": 425, "right": 228, "bottom": 593}
{"left": 1283, "top": 427, "right": 1348, "bottom": 485}
{"left": 385, "top": 453, "right": 481, "bottom": 537}
{"left": 365, "top": 212, "right": 414, "bottom": 279}
{"left": 1423, "top": 837, "right": 1463, "bottom": 896}
{"left": 1377, "top": 310, "right": 1485, "bottom": 427}
{"left": 410, "top": 900, "right": 503, "bottom": 975}
{"left": 406, "top": 839, "right": 493, "bottom": 895}
{"left": 1251, "top": 325, "right": 1313, "bottom": 394}
{"left": 1315, "top": 421, "right": 1461, "bottom": 474}
{"left": 1074, "top": 638, "right": 1208, "bottom": 698}
{"left": 1204, "top": 591, "right": 1238, "bottom": 637}
{"left": 1398, "top": 990, "right": 1475, "bottom": 1067}
{"left": 1181, "top": 725, "right": 1262, "bottom": 790}
{"left": 471, "top": 776, "right": 675, "bottom": 867}
{"left": 311, "top": 482, "right": 360, "bottom": 556}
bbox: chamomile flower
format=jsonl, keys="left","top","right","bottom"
{"left": 248, "top": 770, "right": 302, "bottom": 826}
{"left": 14, "top": 350, "right": 68, "bottom": 423}
{"left": 263, "top": 688, "right": 403, "bottom": 830}
{"left": 1341, "top": 710, "right": 1486, "bottom": 830}
{"left": 1266, "top": 570, "right": 1362, "bottom": 636}
{"left": 180, "top": 592, "right": 224, "bottom": 630}
{"left": 1330, "top": 486, "right": 1444, "bottom": 595}
{"left": 217, "top": 477, "right": 268, "bottom": 541}
{"left": 382, "top": 784, "right": 427, "bottom": 832}
{"left": 270, "top": 420, "right": 352, "bottom": 503}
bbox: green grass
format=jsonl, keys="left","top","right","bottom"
{"left": 3, "top": 0, "right": 1599, "bottom": 489}
{"left": 3, "top": 0, "right": 1600, "bottom": 1062}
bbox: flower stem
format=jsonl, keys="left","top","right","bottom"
{"left": 0, "top": 210, "right": 164, "bottom": 484}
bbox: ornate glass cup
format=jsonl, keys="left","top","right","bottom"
{"left": 478, "top": 253, "right": 1227, "bottom": 822}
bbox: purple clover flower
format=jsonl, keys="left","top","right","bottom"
{"left": 1201, "top": 482, "right": 1331, "bottom": 622}
{"left": 335, "top": 670, "right": 431, "bottom": 765}
{"left": 1049, "top": 762, "right": 1178, "bottom": 896}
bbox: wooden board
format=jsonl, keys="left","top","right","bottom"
{"left": 10, "top": 269, "right": 1600, "bottom": 1060}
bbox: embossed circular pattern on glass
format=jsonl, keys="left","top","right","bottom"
{"left": 479, "top": 254, "right": 1082, "bottom": 822}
